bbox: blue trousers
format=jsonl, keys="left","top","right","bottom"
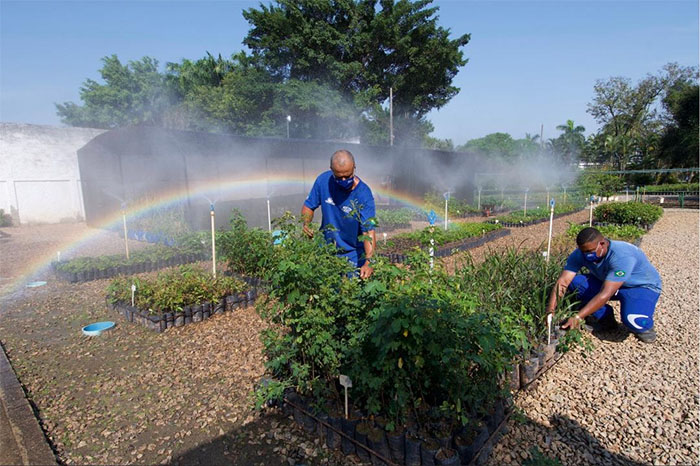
{"left": 568, "top": 274, "right": 659, "bottom": 332}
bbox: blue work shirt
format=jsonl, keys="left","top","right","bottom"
{"left": 304, "top": 170, "right": 376, "bottom": 265}
{"left": 564, "top": 239, "right": 662, "bottom": 293}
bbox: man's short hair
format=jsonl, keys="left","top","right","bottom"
{"left": 576, "top": 227, "right": 603, "bottom": 247}
{"left": 330, "top": 150, "right": 355, "bottom": 169}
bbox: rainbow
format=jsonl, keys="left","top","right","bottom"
{"left": 2, "top": 173, "right": 430, "bottom": 297}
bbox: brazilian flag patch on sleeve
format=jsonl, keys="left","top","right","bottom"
{"left": 614, "top": 270, "right": 626, "bottom": 277}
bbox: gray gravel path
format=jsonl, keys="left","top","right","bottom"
{"left": 488, "top": 208, "right": 699, "bottom": 465}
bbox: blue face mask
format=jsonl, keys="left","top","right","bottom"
{"left": 333, "top": 174, "right": 354, "bottom": 191}
{"left": 584, "top": 243, "right": 603, "bottom": 263}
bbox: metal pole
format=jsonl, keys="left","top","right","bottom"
{"left": 546, "top": 201, "right": 555, "bottom": 264}
{"left": 389, "top": 87, "right": 394, "bottom": 146}
{"left": 444, "top": 198, "right": 448, "bottom": 231}
{"left": 210, "top": 205, "right": 216, "bottom": 278}
{"left": 477, "top": 188, "right": 482, "bottom": 210}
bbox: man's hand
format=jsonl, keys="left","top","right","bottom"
{"left": 359, "top": 263, "right": 374, "bottom": 279}
{"left": 302, "top": 223, "right": 315, "bottom": 238}
{"left": 561, "top": 315, "right": 582, "bottom": 330}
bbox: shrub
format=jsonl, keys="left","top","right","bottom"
{"left": 375, "top": 208, "right": 415, "bottom": 226}
{"left": 381, "top": 222, "right": 501, "bottom": 251}
{"left": 566, "top": 222, "right": 646, "bottom": 243}
{"left": 594, "top": 202, "right": 663, "bottom": 225}
{"left": 0, "top": 209, "right": 12, "bottom": 227}
{"left": 217, "top": 210, "right": 280, "bottom": 277}
{"left": 641, "top": 183, "right": 699, "bottom": 193}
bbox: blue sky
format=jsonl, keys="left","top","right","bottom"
{"left": 1, "top": 0, "right": 697, "bottom": 145}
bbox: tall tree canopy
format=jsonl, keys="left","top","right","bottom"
{"left": 242, "top": 0, "right": 470, "bottom": 143}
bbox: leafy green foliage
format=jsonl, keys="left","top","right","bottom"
{"left": 641, "top": 182, "right": 699, "bottom": 193}
{"left": 576, "top": 171, "right": 624, "bottom": 197}
{"left": 423, "top": 192, "right": 480, "bottom": 217}
{"left": 594, "top": 202, "right": 663, "bottom": 225}
{"left": 454, "top": 246, "right": 577, "bottom": 356}
{"left": 566, "top": 222, "right": 646, "bottom": 243}
{"left": 380, "top": 222, "right": 500, "bottom": 252}
{"left": 0, "top": 209, "right": 12, "bottom": 227}
{"left": 216, "top": 210, "right": 280, "bottom": 277}
{"left": 54, "top": 236, "right": 208, "bottom": 273}
{"left": 493, "top": 202, "right": 583, "bottom": 225}
{"left": 130, "top": 199, "right": 191, "bottom": 239}
{"left": 375, "top": 208, "right": 417, "bottom": 226}
{"left": 106, "top": 265, "right": 246, "bottom": 313}
{"left": 658, "top": 82, "right": 699, "bottom": 168}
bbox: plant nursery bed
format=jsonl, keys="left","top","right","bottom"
{"left": 378, "top": 227, "right": 510, "bottom": 263}
{"left": 53, "top": 251, "right": 208, "bottom": 283}
{"left": 487, "top": 208, "right": 584, "bottom": 228}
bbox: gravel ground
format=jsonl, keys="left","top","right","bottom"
{"left": 0, "top": 209, "right": 696, "bottom": 465}
{"left": 487, "top": 208, "right": 700, "bottom": 465}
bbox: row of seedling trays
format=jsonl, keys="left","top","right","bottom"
{"left": 282, "top": 328, "right": 566, "bottom": 466}
{"left": 107, "top": 274, "right": 265, "bottom": 333}
{"left": 379, "top": 229, "right": 510, "bottom": 264}
{"left": 52, "top": 252, "right": 208, "bottom": 283}
{"left": 487, "top": 209, "right": 584, "bottom": 228}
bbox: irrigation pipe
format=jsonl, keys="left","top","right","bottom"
{"left": 282, "top": 397, "right": 399, "bottom": 466}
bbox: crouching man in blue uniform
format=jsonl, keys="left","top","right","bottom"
{"left": 301, "top": 149, "right": 376, "bottom": 279}
{"left": 546, "top": 227, "right": 662, "bottom": 343}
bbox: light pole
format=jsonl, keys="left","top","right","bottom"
{"left": 286, "top": 115, "right": 291, "bottom": 138}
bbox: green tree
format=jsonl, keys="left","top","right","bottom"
{"left": 551, "top": 120, "right": 586, "bottom": 164}
{"left": 586, "top": 63, "right": 696, "bottom": 170}
{"left": 457, "top": 132, "right": 517, "bottom": 158}
{"left": 242, "top": 0, "right": 470, "bottom": 144}
{"left": 657, "top": 82, "right": 699, "bottom": 168}
{"left": 56, "top": 55, "right": 172, "bottom": 128}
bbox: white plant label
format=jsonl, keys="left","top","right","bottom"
{"left": 131, "top": 284, "right": 136, "bottom": 307}
{"left": 339, "top": 374, "right": 352, "bottom": 388}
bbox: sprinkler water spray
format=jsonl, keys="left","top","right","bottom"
{"left": 121, "top": 202, "right": 130, "bottom": 260}
{"left": 546, "top": 198, "right": 555, "bottom": 264}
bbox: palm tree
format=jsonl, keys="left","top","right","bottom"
{"left": 554, "top": 120, "right": 586, "bottom": 164}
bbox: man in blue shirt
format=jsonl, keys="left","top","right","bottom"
{"left": 301, "top": 149, "right": 376, "bottom": 278}
{"left": 546, "top": 227, "right": 662, "bottom": 343}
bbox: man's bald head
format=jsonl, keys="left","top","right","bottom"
{"left": 330, "top": 150, "right": 355, "bottom": 171}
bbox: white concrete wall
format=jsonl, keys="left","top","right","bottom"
{"left": 0, "top": 123, "right": 104, "bottom": 224}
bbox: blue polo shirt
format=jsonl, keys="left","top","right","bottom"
{"left": 304, "top": 170, "right": 376, "bottom": 261}
{"left": 564, "top": 239, "right": 662, "bottom": 293}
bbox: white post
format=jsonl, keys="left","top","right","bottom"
{"left": 267, "top": 199, "right": 272, "bottom": 232}
{"left": 546, "top": 199, "right": 555, "bottom": 264}
{"left": 121, "top": 206, "right": 130, "bottom": 260}
{"left": 131, "top": 284, "right": 136, "bottom": 307}
{"left": 477, "top": 187, "right": 482, "bottom": 210}
{"left": 524, "top": 189, "right": 529, "bottom": 217}
{"left": 547, "top": 314, "right": 553, "bottom": 345}
{"left": 210, "top": 205, "right": 217, "bottom": 278}
{"left": 589, "top": 198, "right": 594, "bottom": 227}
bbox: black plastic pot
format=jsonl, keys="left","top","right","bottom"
{"left": 225, "top": 295, "right": 235, "bottom": 312}
{"left": 404, "top": 432, "right": 422, "bottom": 466}
{"left": 367, "top": 427, "right": 391, "bottom": 466}
{"left": 315, "top": 411, "right": 329, "bottom": 443}
{"left": 421, "top": 438, "right": 440, "bottom": 466}
{"left": 519, "top": 356, "right": 540, "bottom": 387}
{"left": 165, "top": 312, "right": 174, "bottom": 329}
{"left": 454, "top": 421, "right": 489, "bottom": 464}
{"left": 158, "top": 316, "right": 167, "bottom": 332}
{"left": 355, "top": 421, "right": 372, "bottom": 462}
{"left": 174, "top": 310, "right": 185, "bottom": 327}
{"left": 386, "top": 428, "right": 405, "bottom": 464}
{"left": 192, "top": 304, "right": 203, "bottom": 323}
{"left": 183, "top": 305, "right": 192, "bottom": 324}
{"left": 341, "top": 415, "right": 361, "bottom": 455}
{"left": 214, "top": 299, "right": 225, "bottom": 315}
{"left": 436, "top": 447, "right": 460, "bottom": 465}
{"left": 202, "top": 302, "right": 211, "bottom": 320}
{"left": 326, "top": 411, "right": 343, "bottom": 450}
{"left": 76, "top": 271, "right": 86, "bottom": 282}
{"left": 485, "top": 399, "right": 505, "bottom": 433}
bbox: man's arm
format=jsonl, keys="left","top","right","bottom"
{"left": 547, "top": 270, "right": 576, "bottom": 314}
{"left": 561, "top": 280, "right": 624, "bottom": 329}
{"left": 359, "top": 230, "right": 376, "bottom": 279}
{"left": 301, "top": 205, "right": 315, "bottom": 238}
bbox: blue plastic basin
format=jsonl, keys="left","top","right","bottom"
{"left": 82, "top": 321, "right": 115, "bottom": 336}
